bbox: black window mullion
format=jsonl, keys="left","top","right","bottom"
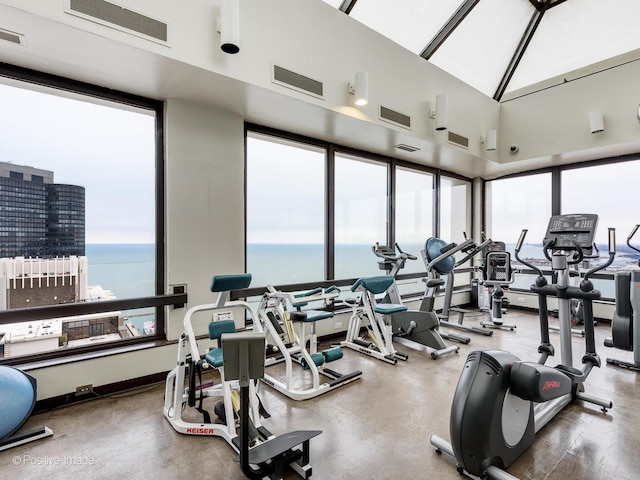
{"left": 326, "top": 146, "right": 336, "bottom": 280}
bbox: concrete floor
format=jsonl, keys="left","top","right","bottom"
{"left": 1, "top": 308, "right": 639, "bottom": 480}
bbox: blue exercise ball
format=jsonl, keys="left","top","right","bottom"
{"left": 0, "top": 366, "right": 37, "bottom": 439}
{"left": 425, "top": 237, "right": 455, "bottom": 274}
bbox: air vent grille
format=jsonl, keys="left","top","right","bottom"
{"left": 447, "top": 131, "right": 469, "bottom": 149}
{"left": 394, "top": 144, "right": 420, "bottom": 153}
{"left": 272, "top": 65, "right": 324, "bottom": 98}
{"left": 379, "top": 106, "right": 411, "bottom": 129}
{"left": 68, "top": 0, "right": 168, "bottom": 42}
{"left": 0, "top": 28, "right": 24, "bottom": 45}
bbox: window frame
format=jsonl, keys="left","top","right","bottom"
{"left": 0, "top": 63, "right": 175, "bottom": 366}
{"left": 484, "top": 156, "right": 640, "bottom": 301}
{"left": 244, "top": 123, "right": 474, "bottom": 293}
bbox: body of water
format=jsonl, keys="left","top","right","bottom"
{"left": 91, "top": 241, "right": 636, "bottom": 311}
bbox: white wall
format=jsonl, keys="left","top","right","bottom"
{"left": 0, "top": 0, "right": 500, "bottom": 160}
{"left": 164, "top": 99, "right": 245, "bottom": 339}
{"left": 500, "top": 56, "right": 640, "bottom": 164}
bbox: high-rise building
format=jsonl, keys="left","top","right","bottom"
{"left": 0, "top": 162, "right": 85, "bottom": 258}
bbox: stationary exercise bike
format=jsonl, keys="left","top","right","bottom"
{"left": 371, "top": 243, "right": 459, "bottom": 359}
{"left": 421, "top": 234, "right": 493, "bottom": 339}
{"left": 605, "top": 224, "right": 640, "bottom": 371}
{"left": 430, "top": 214, "right": 615, "bottom": 480}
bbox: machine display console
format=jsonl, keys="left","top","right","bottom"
{"left": 543, "top": 213, "right": 598, "bottom": 253}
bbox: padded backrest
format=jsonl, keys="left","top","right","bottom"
{"left": 208, "top": 319, "right": 237, "bottom": 340}
{"left": 424, "top": 237, "right": 455, "bottom": 274}
{"left": 210, "top": 273, "right": 252, "bottom": 292}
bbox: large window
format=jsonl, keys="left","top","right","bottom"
{"left": 334, "top": 153, "right": 388, "bottom": 280}
{"left": 486, "top": 172, "right": 552, "bottom": 290}
{"left": 394, "top": 166, "right": 434, "bottom": 273}
{"left": 562, "top": 160, "right": 640, "bottom": 298}
{"left": 0, "top": 69, "right": 162, "bottom": 361}
{"left": 439, "top": 175, "right": 473, "bottom": 290}
{"left": 246, "top": 133, "right": 325, "bottom": 286}
{"left": 562, "top": 161, "right": 639, "bottom": 249}
{"left": 486, "top": 172, "right": 552, "bottom": 254}
{"left": 245, "top": 128, "right": 475, "bottom": 293}
{"left": 439, "top": 175, "right": 471, "bottom": 242}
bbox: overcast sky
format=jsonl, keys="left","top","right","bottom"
{"left": 0, "top": 82, "right": 155, "bottom": 243}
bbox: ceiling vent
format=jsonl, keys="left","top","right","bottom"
{"left": 66, "top": 0, "right": 168, "bottom": 43}
{"left": 447, "top": 131, "right": 469, "bottom": 149}
{"left": 394, "top": 144, "right": 420, "bottom": 153}
{"left": 379, "top": 105, "right": 411, "bottom": 129}
{"left": 0, "top": 28, "right": 24, "bottom": 45}
{"left": 272, "top": 65, "right": 324, "bottom": 99}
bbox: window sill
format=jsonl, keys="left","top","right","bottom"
{"left": 12, "top": 338, "right": 174, "bottom": 372}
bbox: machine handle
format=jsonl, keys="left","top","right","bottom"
{"left": 395, "top": 242, "right": 417, "bottom": 261}
{"left": 583, "top": 228, "right": 616, "bottom": 283}
{"left": 514, "top": 229, "right": 545, "bottom": 279}
{"left": 515, "top": 229, "right": 527, "bottom": 252}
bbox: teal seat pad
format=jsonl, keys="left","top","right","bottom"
{"left": 351, "top": 275, "right": 394, "bottom": 294}
{"left": 204, "top": 348, "right": 224, "bottom": 368}
{"left": 374, "top": 304, "right": 408, "bottom": 315}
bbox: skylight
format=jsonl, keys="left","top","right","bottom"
{"left": 321, "top": 0, "right": 640, "bottom": 100}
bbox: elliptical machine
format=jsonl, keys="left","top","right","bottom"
{"left": 371, "top": 243, "right": 459, "bottom": 359}
{"left": 605, "top": 224, "right": 640, "bottom": 371}
{"left": 430, "top": 214, "right": 615, "bottom": 480}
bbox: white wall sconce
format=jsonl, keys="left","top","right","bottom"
{"left": 481, "top": 129, "right": 497, "bottom": 151}
{"left": 348, "top": 71, "right": 368, "bottom": 106}
{"left": 430, "top": 93, "right": 448, "bottom": 131}
{"left": 219, "top": 0, "right": 240, "bottom": 54}
{"left": 589, "top": 110, "right": 604, "bottom": 133}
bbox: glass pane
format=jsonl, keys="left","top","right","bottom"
{"left": 334, "top": 153, "right": 388, "bottom": 280}
{"left": 430, "top": 0, "right": 535, "bottom": 97}
{"left": 394, "top": 167, "right": 434, "bottom": 275}
{"left": 350, "top": 0, "right": 463, "bottom": 54}
{"left": 0, "top": 80, "right": 157, "bottom": 357}
{"left": 486, "top": 172, "right": 552, "bottom": 263}
{"left": 439, "top": 175, "right": 471, "bottom": 243}
{"left": 561, "top": 160, "right": 640, "bottom": 275}
{"left": 508, "top": 0, "right": 640, "bottom": 94}
{"left": 246, "top": 133, "right": 325, "bottom": 287}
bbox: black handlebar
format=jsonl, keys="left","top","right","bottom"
{"left": 372, "top": 242, "right": 417, "bottom": 262}
{"left": 514, "top": 229, "right": 545, "bottom": 280}
{"left": 395, "top": 242, "right": 417, "bottom": 260}
{"left": 543, "top": 239, "right": 583, "bottom": 264}
{"left": 515, "top": 229, "right": 527, "bottom": 253}
{"left": 627, "top": 224, "right": 640, "bottom": 255}
{"left": 583, "top": 228, "right": 616, "bottom": 282}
